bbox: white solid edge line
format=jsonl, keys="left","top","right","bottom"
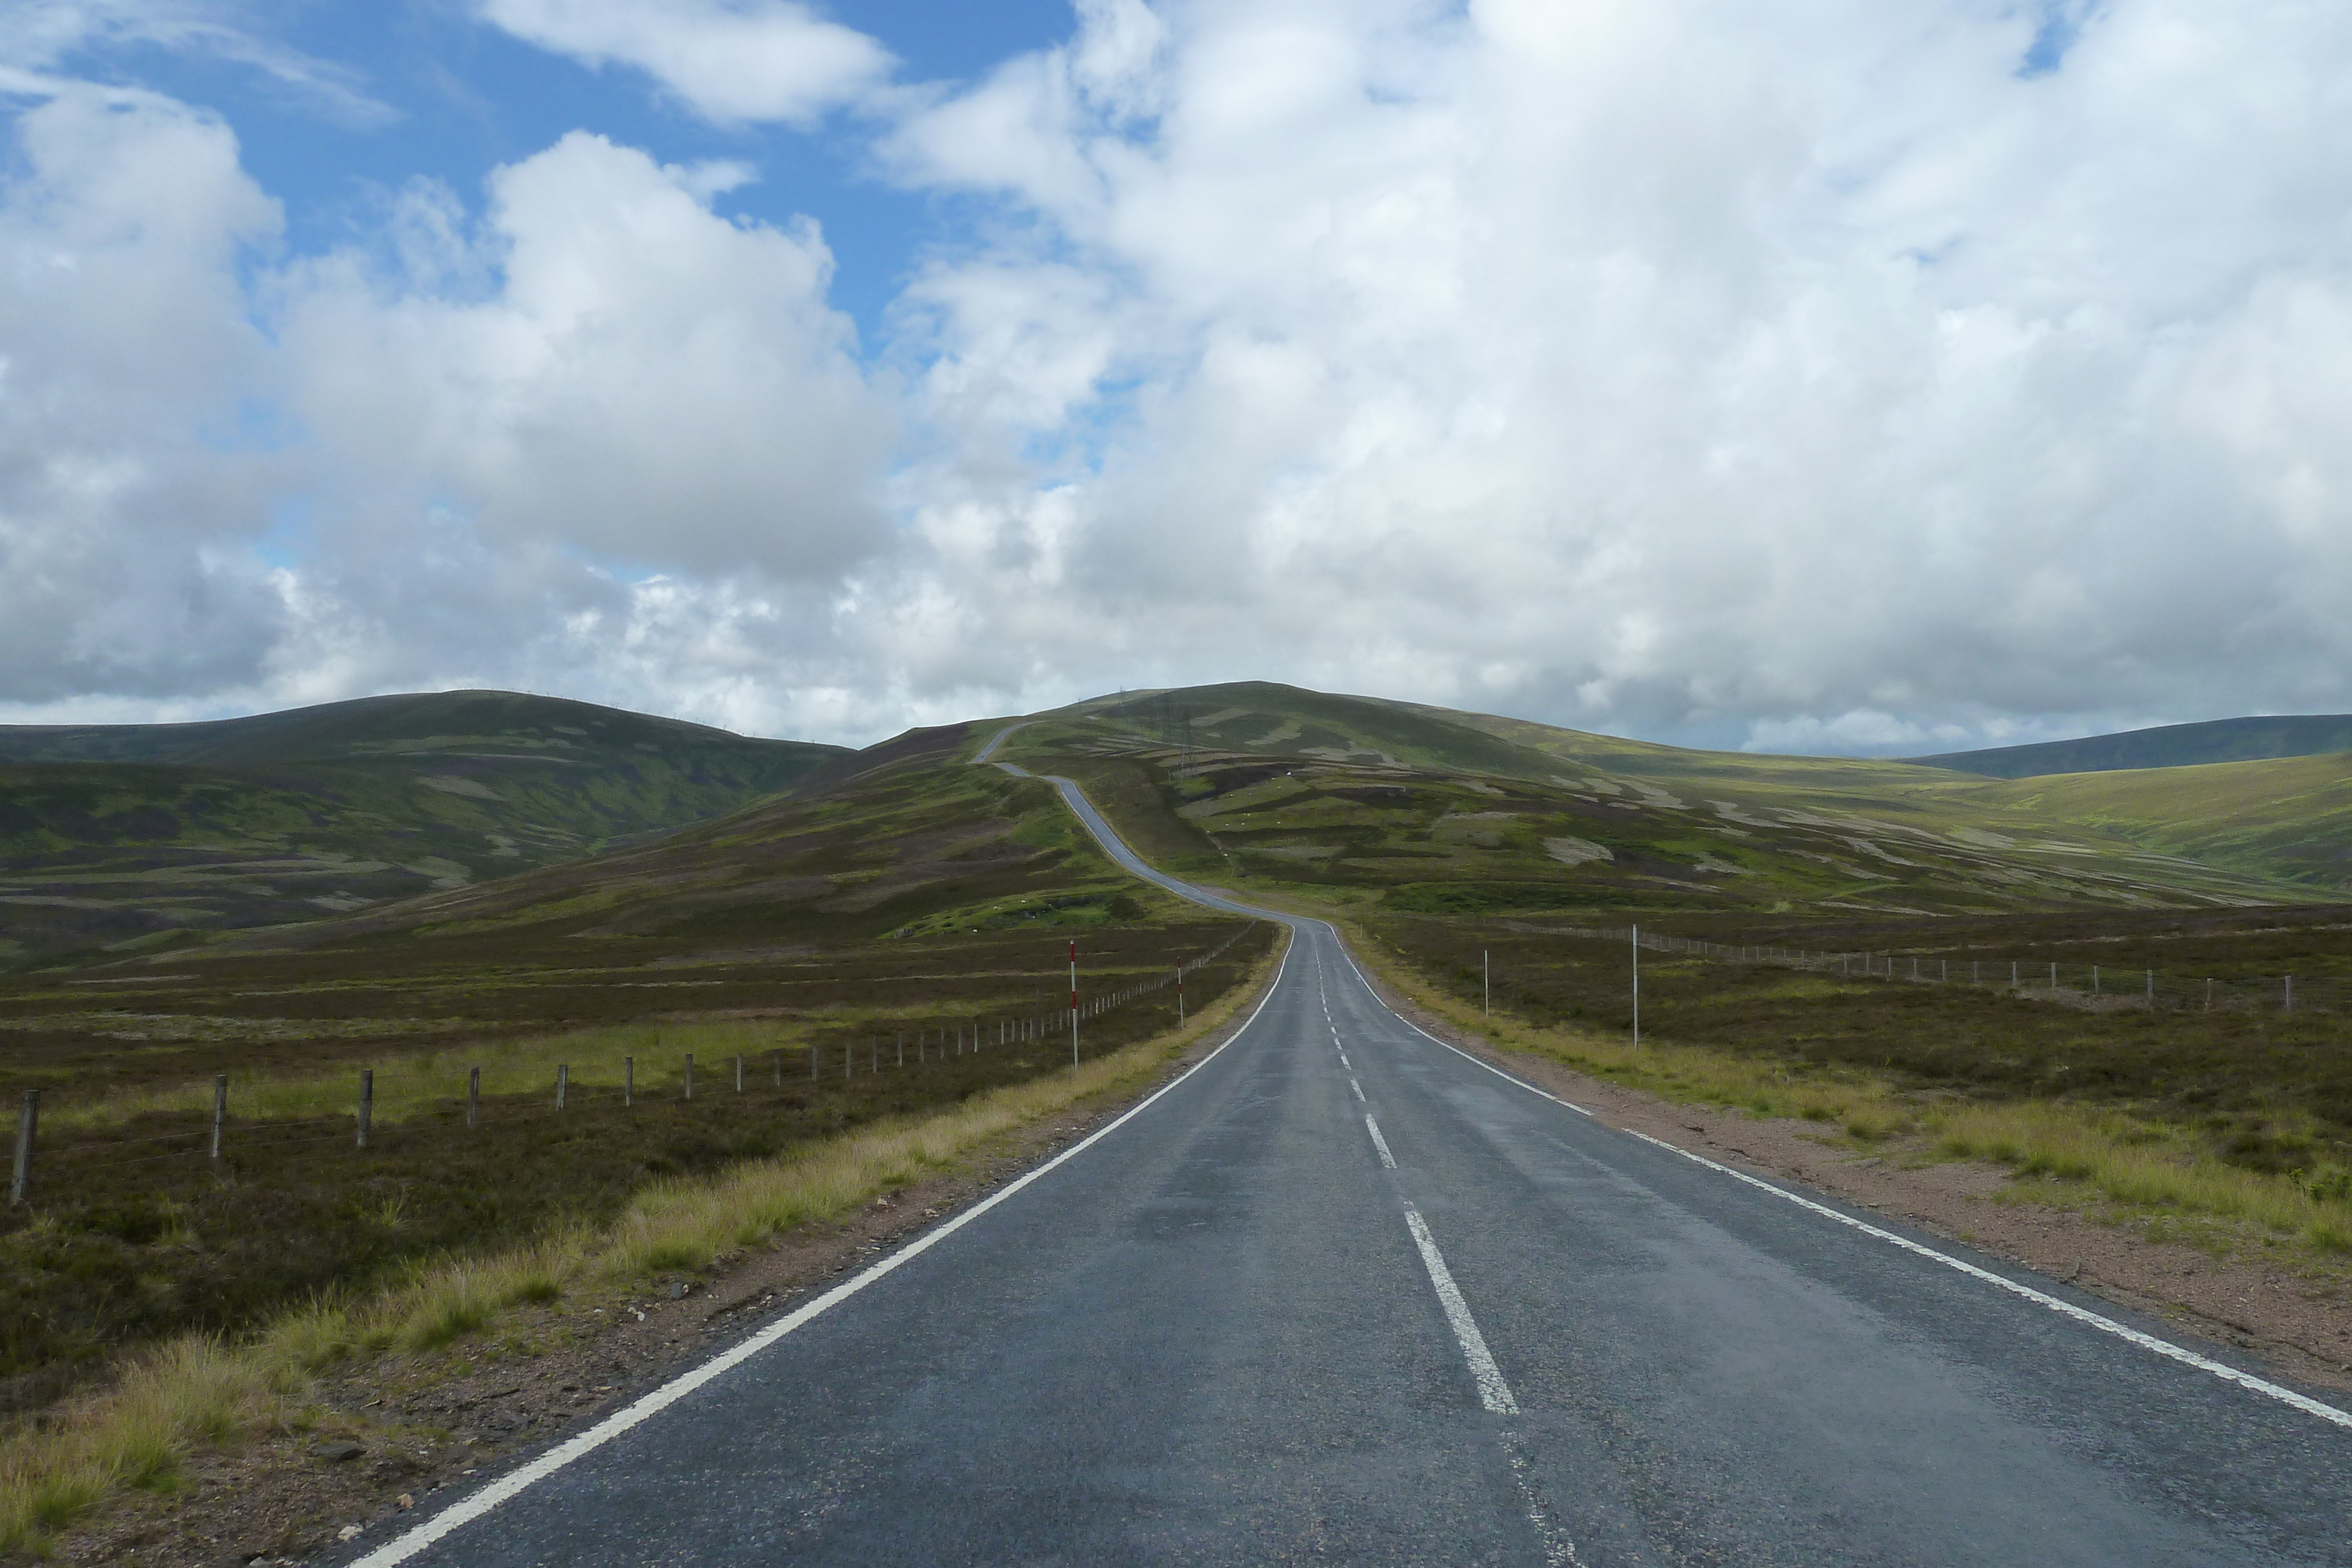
{"left": 1402, "top": 1205, "right": 1520, "bottom": 1415}
{"left": 1618, "top": 1127, "right": 2352, "bottom": 1430}
{"left": 1318, "top": 930, "right": 2352, "bottom": 1433}
{"left": 351, "top": 931, "right": 1301, "bottom": 1567}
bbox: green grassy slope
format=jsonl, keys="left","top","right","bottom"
{"left": 1939, "top": 752, "right": 2352, "bottom": 892}
{"left": 995, "top": 686, "right": 2306, "bottom": 918}
{"left": 1265, "top": 687, "right": 2352, "bottom": 900}
{"left": 181, "top": 721, "right": 1213, "bottom": 961}
{"left": 1904, "top": 714, "right": 2352, "bottom": 778}
{"left": 0, "top": 691, "right": 846, "bottom": 967}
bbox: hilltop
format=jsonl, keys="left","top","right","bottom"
{"left": 0, "top": 691, "right": 844, "bottom": 967}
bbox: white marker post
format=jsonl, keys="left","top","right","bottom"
{"left": 1070, "top": 939, "right": 1080, "bottom": 1067}
{"left": 1483, "top": 950, "right": 1490, "bottom": 1018}
{"left": 1631, "top": 925, "right": 1641, "bottom": 1045}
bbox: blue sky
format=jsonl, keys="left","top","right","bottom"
{"left": 50, "top": 2, "right": 1080, "bottom": 337}
{"left": 7, "top": 1, "right": 2352, "bottom": 753}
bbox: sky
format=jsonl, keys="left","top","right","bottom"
{"left": 5, "top": 1, "right": 2352, "bottom": 754}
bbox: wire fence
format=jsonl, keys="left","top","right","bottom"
{"left": 7, "top": 924, "right": 1261, "bottom": 1205}
{"left": 1545, "top": 922, "right": 2338, "bottom": 1015}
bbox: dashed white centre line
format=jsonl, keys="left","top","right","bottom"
{"left": 1350, "top": 1078, "right": 1366, "bottom": 1102}
{"left": 1402, "top": 1206, "right": 1519, "bottom": 1416}
{"left": 1358, "top": 1116, "right": 1527, "bottom": 1417}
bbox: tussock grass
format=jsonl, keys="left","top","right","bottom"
{"left": 0, "top": 932, "right": 1281, "bottom": 1556}
{"left": 0, "top": 1337, "right": 288, "bottom": 1553}
{"left": 1930, "top": 1102, "right": 2352, "bottom": 1252}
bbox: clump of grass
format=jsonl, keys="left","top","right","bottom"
{"left": 1928, "top": 1101, "right": 2352, "bottom": 1251}
{"left": 0, "top": 1337, "right": 282, "bottom": 1553}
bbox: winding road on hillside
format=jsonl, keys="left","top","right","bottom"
{"left": 346, "top": 750, "right": 2352, "bottom": 1567}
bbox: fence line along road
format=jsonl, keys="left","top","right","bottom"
{"left": 1531, "top": 922, "right": 2335, "bottom": 1015}
{"left": 5, "top": 925, "right": 1260, "bottom": 1206}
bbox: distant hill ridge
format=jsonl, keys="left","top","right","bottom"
{"left": 1905, "top": 715, "right": 2352, "bottom": 780}
{"left": 0, "top": 688, "right": 797, "bottom": 768}
{"left": 0, "top": 690, "right": 847, "bottom": 967}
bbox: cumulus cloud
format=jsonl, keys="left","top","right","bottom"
{"left": 0, "top": 92, "right": 896, "bottom": 735}
{"left": 476, "top": 0, "right": 892, "bottom": 125}
{"left": 273, "top": 132, "right": 892, "bottom": 580}
{"left": 857, "top": 0, "right": 2352, "bottom": 747}
{"left": 0, "top": 91, "right": 290, "bottom": 703}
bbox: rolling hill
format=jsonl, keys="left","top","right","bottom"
{"left": 0, "top": 691, "right": 844, "bottom": 967}
{"left": 987, "top": 683, "right": 2317, "bottom": 918}
{"left": 1904, "top": 714, "right": 2352, "bottom": 779}
{"left": 15, "top": 678, "right": 2349, "bottom": 972}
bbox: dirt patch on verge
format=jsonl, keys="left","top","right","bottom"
{"left": 40, "top": 944, "right": 1288, "bottom": 1568}
{"left": 1347, "top": 947, "right": 2352, "bottom": 1401}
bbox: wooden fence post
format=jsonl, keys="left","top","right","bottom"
{"left": 211, "top": 1075, "right": 227, "bottom": 1161}
{"left": 9, "top": 1091, "right": 38, "bottom": 1207}
{"left": 467, "top": 1066, "right": 480, "bottom": 1129}
{"left": 624, "top": 1055, "right": 634, "bottom": 1106}
{"left": 684, "top": 1054, "right": 695, "bottom": 1100}
{"left": 735, "top": 1054, "right": 744, "bottom": 1092}
{"left": 356, "top": 1070, "right": 373, "bottom": 1150}
{"left": 557, "top": 1064, "right": 568, "bottom": 1109}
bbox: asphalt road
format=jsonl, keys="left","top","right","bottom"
{"left": 351, "top": 769, "right": 2352, "bottom": 1567}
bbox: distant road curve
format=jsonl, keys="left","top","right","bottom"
{"left": 971, "top": 720, "right": 1028, "bottom": 763}
{"left": 346, "top": 767, "right": 2352, "bottom": 1567}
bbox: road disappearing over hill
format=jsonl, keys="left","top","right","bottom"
{"left": 348, "top": 763, "right": 2352, "bottom": 1567}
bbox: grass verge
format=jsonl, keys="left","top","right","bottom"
{"left": 1334, "top": 918, "right": 2352, "bottom": 1258}
{"left": 0, "top": 927, "right": 1285, "bottom": 1556}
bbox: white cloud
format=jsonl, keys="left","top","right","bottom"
{"left": 16, "top": 0, "right": 2352, "bottom": 755}
{"left": 0, "top": 91, "right": 291, "bottom": 703}
{"left": 273, "top": 131, "right": 893, "bottom": 580}
{"left": 863, "top": 0, "right": 2352, "bottom": 748}
{"left": 0, "top": 98, "right": 898, "bottom": 737}
{"left": 477, "top": 0, "right": 892, "bottom": 125}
